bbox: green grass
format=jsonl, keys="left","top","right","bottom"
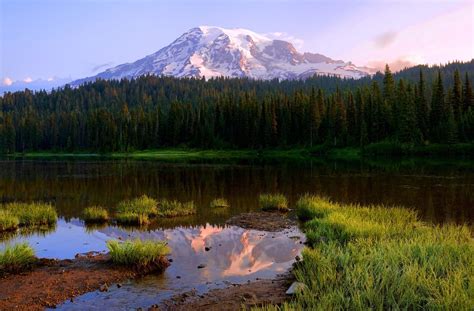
{"left": 255, "top": 195, "right": 474, "bottom": 310}
{"left": 1, "top": 202, "right": 57, "bottom": 227}
{"left": 210, "top": 198, "right": 230, "bottom": 208}
{"left": 116, "top": 195, "right": 158, "bottom": 216}
{"left": 0, "top": 210, "right": 20, "bottom": 232}
{"left": 259, "top": 194, "right": 289, "bottom": 211}
{"left": 82, "top": 206, "right": 109, "bottom": 223}
{"left": 0, "top": 243, "right": 37, "bottom": 273}
{"left": 157, "top": 199, "right": 196, "bottom": 217}
{"left": 115, "top": 212, "right": 149, "bottom": 225}
{"left": 107, "top": 239, "right": 170, "bottom": 272}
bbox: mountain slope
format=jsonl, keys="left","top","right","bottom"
{"left": 72, "top": 26, "right": 372, "bottom": 85}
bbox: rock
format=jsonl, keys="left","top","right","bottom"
{"left": 99, "top": 283, "right": 109, "bottom": 292}
{"left": 176, "top": 275, "right": 181, "bottom": 279}
{"left": 204, "top": 246, "right": 211, "bottom": 251}
{"left": 285, "top": 282, "right": 306, "bottom": 295}
{"left": 168, "top": 258, "right": 173, "bottom": 262}
{"left": 295, "top": 255, "right": 301, "bottom": 262}
{"left": 116, "top": 283, "right": 122, "bottom": 288}
{"left": 197, "top": 264, "right": 206, "bottom": 269}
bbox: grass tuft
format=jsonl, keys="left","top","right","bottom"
{"left": 295, "top": 194, "right": 338, "bottom": 221}
{"left": 116, "top": 195, "right": 158, "bottom": 216}
{"left": 210, "top": 198, "right": 229, "bottom": 208}
{"left": 0, "top": 210, "right": 20, "bottom": 232}
{"left": 158, "top": 199, "right": 196, "bottom": 217}
{"left": 259, "top": 194, "right": 288, "bottom": 211}
{"left": 1, "top": 202, "right": 57, "bottom": 227}
{"left": 107, "top": 239, "right": 170, "bottom": 273}
{"left": 0, "top": 243, "right": 36, "bottom": 273}
{"left": 82, "top": 206, "right": 109, "bottom": 223}
{"left": 115, "top": 212, "right": 149, "bottom": 225}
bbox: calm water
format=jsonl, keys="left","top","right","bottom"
{"left": 0, "top": 158, "right": 472, "bottom": 309}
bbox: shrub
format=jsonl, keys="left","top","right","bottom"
{"left": 210, "top": 198, "right": 229, "bottom": 208}
{"left": 82, "top": 206, "right": 109, "bottom": 223}
{"left": 2, "top": 202, "right": 57, "bottom": 226}
{"left": 116, "top": 195, "right": 158, "bottom": 216}
{"left": 259, "top": 194, "right": 288, "bottom": 211}
{"left": 0, "top": 243, "right": 36, "bottom": 273}
{"left": 107, "top": 239, "right": 170, "bottom": 272}
{"left": 115, "top": 212, "right": 149, "bottom": 225}
{"left": 0, "top": 210, "right": 20, "bottom": 232}
{"left": 158, "top": 199, "right": 196, "bottom": 217}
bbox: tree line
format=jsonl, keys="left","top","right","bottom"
{"left": 0, "top": 62, "right": 473, "bottom": 153}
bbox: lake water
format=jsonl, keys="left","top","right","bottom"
{"left": 0, "top": 158, "right": 472, "bottom": 309}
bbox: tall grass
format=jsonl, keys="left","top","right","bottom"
{"left": 82, "top": 206, "right": 109, "bottom": 223}
{"left": 115, "top": 212, "right": 149, "bottom": 225}
{"left": 1, "top": 202, "right": 57, "bottom": 227}
{"left": 0, "top": 243, "right": 36, "bottom": 273}
{"left": 0, "top": 210, "right": 20, "bottom": 232}
{"left": 116, "top": 195, "right": 158, "bottom": 215}
{"left": 259, "top": 194, "right": 288, "bottom": 211}
{"left": 210, "top": 198, "right": 229, "bottom": 208}
{"left": 158, "top": 199, "right": 196, "bottom": 217}
{"left": 107, "top": 239, "right": 170, "bottom": 272}
{"left": 255, "top": 195, "right": 474, "bottom": 310}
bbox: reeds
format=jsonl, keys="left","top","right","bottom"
{"left": 0, "top": 210, "right": 20, "bottom": 232}
{"left": 0, "top": 243, "right": 36, "bottom": 273}
{"left": 210, "top": 198, "right": 230, "bottom": 208}
{"left": 157, "top": 199, "right": 196, "bottom": 217}
{"left": 82, "top": 206, "right": 109, "bottom": 223}
{"left": 1, "top": 202, "right": 57, "bottom": 229}
{"left": 259, "top": 194, "right": 288, "bottom": 211}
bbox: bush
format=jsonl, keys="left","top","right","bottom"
{"left": 0, "top": 243, "right": 36, "bottom": 273}
{"left": 259, "top": 194, "right": 288, "bottom": 211}
{"left": 0, "top": 210, "right": 20, "bottom": 232}
{"left": 116, "top": 195, "right": 158, "bottom": 216}
{"left": 115, "top": 212, "right": 149, "bottom": 225}
{"left": 2, "top": 202, "right": 57, "bottom": 227}
{"left": 210, "top": 198, "right": 229, "bottom": 208}
{"left": 107, "top": 239, "right": 170, "bottom": 272}
{"left": 158, "top": 199, "right": 196, "bottom": 217}
{"left": 82, "top": 206, "right": 109, "bottom": 223}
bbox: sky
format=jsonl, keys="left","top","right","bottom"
{"left": 1, "top": 0, "right": 473, "bottom": 85}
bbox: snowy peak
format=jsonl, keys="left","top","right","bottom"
{"left": 72, "top": 26, "right": 372, "bottom": 85}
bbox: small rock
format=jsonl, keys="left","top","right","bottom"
{"left": 99, "top": 283, "right": 109, "bottom": 292}
{"left": 116, "top": 283, "right": 122, "bottom": 288}
{"left": 285, "top": 282, "right": 307, "bottom": 295}
{"left": 204, "top": 246, "right": 211, "bottom": 251}
{"left": 295, "top": 255, "right": 301, "bottom": 262}
{"left": 197, "top": 264, "right": 206, "bottom": 269}
{"left": 70, "top": 298, "right": 74, "bottom": 303}
{"left": 176, "top": 275, "right": 181, "bottom": 279}
{"left": 168, "top": 258, "right": 173, "bottom": 262}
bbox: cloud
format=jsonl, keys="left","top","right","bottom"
{"left": 266, "top": 32, "right": 305, "bottom": 50}
{"left": 374, "top": 31, "right": 397, "bottom": 48}
{"left": 367, "top": 55, "right": 424, "bottom": 72}
{"left": 92, "top": 62, "right": 114, "bottom": 72}
{"left": 2, "top": 77, "right": 13, "bottom": 86}
{"left": 23, "top": 77, "right": 33, "bottom": 83}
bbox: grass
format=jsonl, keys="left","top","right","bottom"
{"left": 107, "top": 239, "right": 170, "bottom": 272}
{"left": 1, "top": 202, "right": 57, "bottom": 227}
{"left": 0, "top": 210, "right": 20, "bottom": 232}
{"left": 255, "top": 195, "right": 474, "bottom": 310}
{"left": 210, "top": 198, "right": 230, "bottom": 208}
{"left": 116, "top": 195, "right": 158, "bottom": 216}
{"left": 82, "top": 206, "right": 109, "bottom": 223}
{"left": 0, "top": 243, "right": 37, "bottom": 273}
{"left": 259, "top": 194, "right": 289, "bottom": 211}
{"left": 157, "top": 199, "right": 196, "bottom": 217}
{"left": 115, "top": 212, "right": 149, "bottom": 225}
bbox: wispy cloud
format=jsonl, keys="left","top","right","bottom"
{"left": 374, "top": 31, "right": 397, "bottom": 49}
{"left": 367, "top": 55, "right": 424, "bottom": 72}
{"left": 23, "top": 77, "right": 33, "bottom": 83}
{"left": 92, "top": 62, "right": 114, "bottom": 72}
{"left": 2, "top": 77, "right": 13, "bottom": 86}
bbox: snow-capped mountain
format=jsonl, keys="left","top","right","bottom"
{"left": 72, "top": 26, "right": 372, "bottom": 85}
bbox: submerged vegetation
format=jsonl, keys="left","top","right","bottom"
{"left": 107, "top": 239, "right": 170, "bottom": 272}
{"left": 259, "top": 196, "right": 474, "bottom": 310}
{"left": 0, "top": 243, "right": 36, "bottom": 273}
{"left": 157, "top": 199, "right": 196, "bottom": 217}
{"left": 0, "top": 202, "right": 57, "bottom": 232}
{"left": 210, "top": 198, "right": 230, "bottom": 208}
{"left": 82, "top": 206, "right": 109, "bottom": 223}
{"left": 259, "top": 194, "right": 289, "bottom": 211}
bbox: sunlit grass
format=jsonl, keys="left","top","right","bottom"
{"left": 158, "top": 199, "right": 196, "bottom": 217}
{"left": 82, "top": 206, "right": 109, "bottom": 223}
{"left": 210, "top": 198, "right": 229, "bottom": 208}
{"left": 2, "top": 202, "right": 57, "bottom": 227}
{"left": 0, "top": 243, "right": 36, "bottom": 273}
{"left": 115, "top": 212, "right": 149, "bottom": 225}
{"left": 259, "top": 194, "right": 288, "bottom": 211}
{"left": 116, "top": 195, "right": 158, "bottom": 216}
{"left": 0, "top": 210, "right": 20, "bottom": 232}
{"left": 254, "top": 195, "right": 474, "bottom": 310}
{"left": 107, "top": 239, "right": 170, "bottom": 272}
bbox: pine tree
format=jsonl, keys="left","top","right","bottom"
{"left": 430, "top": 71, "right": 445, "bottom": 142}
{"left": 463, "top": 73, "right": 473, "bottom": 112}
{"left": 415, "top": 69, "right": 429, "bottom": 141}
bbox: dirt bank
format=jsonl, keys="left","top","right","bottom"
{"left": 160, "top": 273, "right": 294, "bottom": 311}
{"left": 225, "top": 211, "right": 296, "bottom": 231}
{"left": 0, "top": 252, "right": 168, "bottom": 311}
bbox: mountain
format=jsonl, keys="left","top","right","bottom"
{"left": 72, "top": 26, "right": 372, "bottom": 85}
{"left": 1, "top": 77, "right": 72, "bottom": 94}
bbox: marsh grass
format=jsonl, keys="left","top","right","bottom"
{"left": 82, "top": 206, "right": 109, "bottom": 223}
{"left": 1, "top": 202, "right": 57, "bottom": 227}
{"left": 158, "top": 200, "right": 196, "bottom": 217}
{"left": 0, "top": 243, "right": 36, "bottom": 273}
{"left": 116, "top": 195, "right": 158, "bottom": 216}
{"left": 210, "top": 198, "right": 229, "bottom": 208}
{"left": 0, "top": 210, "right": 20, "bottom": 232}
{"left": 259, "top": 194, "right": 288, "bottom": 211}
{"left": 255, "top": 195, "right": 474, "bottom": 310}
{"left": 107, "top": 239, "right": 170, "bottom": 273}
{"left": 115, "top": 212, "right": 149, "bottom": 225}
